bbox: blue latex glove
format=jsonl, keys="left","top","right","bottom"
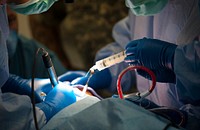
{"left": 33, "top": 78, "right": 54, "bottom": 100}
{"left": 125, "top": 38, "right": 177, "bottom": 83}
{"left": 36, "top": 82, "right": 76, "bottom": 121}
{"left": 71, "top": 69, "right": 112, "bottom": 89}
{"left": 1, "top": 74, "right": 42, "bottom": 103}
{"left": 58, "top": 71, "right": 87, "bottom": 82}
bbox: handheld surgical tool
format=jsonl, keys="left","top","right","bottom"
{"left": 90, "top": 51, "right": 126, "bottom": 72}
{"left": 81, "top": 51, "right": 127, "bottom": 97}
{"left": 42, "top": 52, "right": 59, "bottom": 87}
{"left": 87, "top": 51, "right": 156, "bottom": 100}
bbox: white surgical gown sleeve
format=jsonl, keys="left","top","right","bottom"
{"left": 95, "top": 16, "right": 136, "bottom": 92}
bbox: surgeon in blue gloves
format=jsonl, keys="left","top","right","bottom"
{"left": 124, "top": 38, "right": 200, "bottom": 129}
{"left": 0, "top": 0, "right": 80, "bottom": 129}
{"left": 68, "top": 0, "right": 200, "bottom": 129}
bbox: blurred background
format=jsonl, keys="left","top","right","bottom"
{"left": 17, "top": 0, "right": 128, "bottom": 71}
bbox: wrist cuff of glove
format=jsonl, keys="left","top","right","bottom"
{"left": 36, "top": 102, "right": 54, "bottom": 122}
{"left": 2, "top": 74, "right": 42, "bottom": 103}
{"left": 165, "top": 44, "right": 177, "bottom": 70}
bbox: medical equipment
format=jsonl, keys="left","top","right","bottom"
{"left": 81, "top": 51, "right": 127, "bottom": 97}
{"left": 31, "top": 48, "right": 59, "bottom": 130}
{"left": 117, "top": 65, "right": 156, "bottom": 99}
{"left": 32, "top": 48, "right": 44, "bottom": 130}
{"left": 87, "top": 51, "right": 156, "bottom": 100}
{"left": 42, "top": 52, "right": 59, "bottom": 87}
{"left": 32, "top": 48, "right": 75, "bottom": 130}
{"left": 90, "top": 51, "right": 126, "bottom": 72}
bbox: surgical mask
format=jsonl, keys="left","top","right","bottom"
{"left": 8, "top": 0, "right": 57, "bottom": 15}
{"left": 6, "top": 30, "right": 18, "bottom": 58}
{"left": 125, "top": 0, "right": 168, "bottom": 16}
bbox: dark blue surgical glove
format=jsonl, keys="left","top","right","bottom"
{"left": 58, "top": 71, "right": 87, "bottom": 82}
{"left": 125, "top": 38, "right": 177, "bottom": 83}
{"left": 71, "top": 69, "right": 112, "bottom": 89}
{"left": 36, "top": 82, "right": 76, "bottom": 121}
{"left": 2, "top": 74, "right": 42, "bottom": 103}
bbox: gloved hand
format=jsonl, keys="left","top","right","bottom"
{"left": 30, "top": 71, "right": 87, "bottom": 99}
{"left": 36, "top": 82, "right": 76, "bottom": 121}
{"left": 71, "top": 68, "right": 112, "bottom": 89}
{"left": 58, "top": 71, "right": 87, "bottom": 82}
{"left": 125, "top": 38, "right": 177, "bottom": 83}
{"left": 1, "top": 74, "right": 42, "bottom": 103}
{"left": 33, "top": 78, "right": 54, "bottom": 100}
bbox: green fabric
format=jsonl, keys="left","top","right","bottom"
{"left": 43, "top": 97, "right": 185, "bottom": 130}
{"left": 9, "top": 0, "right": 57, "bottom": 15}
{"left": 9, "top": 35, "right": 66, "bottom": 79}
{"left": 125, "top": 0, "right": 168, "bottom": 16}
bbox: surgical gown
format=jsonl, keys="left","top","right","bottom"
{"left": 8, "top": 35, "right": 67, "bottom": 79}
{"left": 0, "top": 5, "right": 46, "bottom": 130}
{"left": 94, "top": 0, "right": 200, "bottom": 128}
{"left": 42, "top": 0, "right": 200, "bottom": 129}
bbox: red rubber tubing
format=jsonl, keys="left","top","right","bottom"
{"left": 117, "top": 65, "right": 156, "bottom": 99}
